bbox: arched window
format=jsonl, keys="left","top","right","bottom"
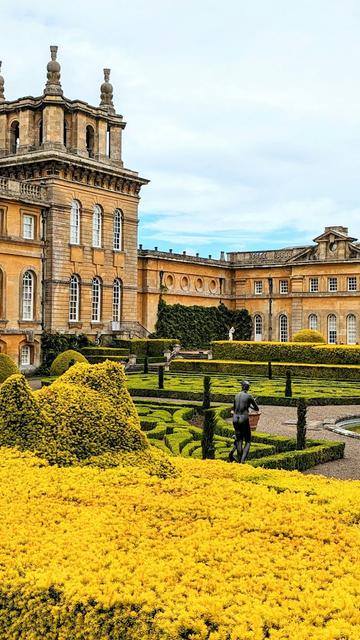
{"left": 309, "top": 314, "right": 318, "bottom": 331}
{"left": 69, "top": 274, "right": 80, "bottom": 322}
{"left": 70, "top": 200, "right": 80, "bottom": 245}
{"left": 91, "top": 277, "right": 101, "bottom": 322}
{"left": 20, "top": 344, "right": 31, "bottom": 367}
{"left": 112, "top": 279, "right": 122, "bottom": 324}
{"left": 10, "top": 120, "right": 20, "bottom": 154}
{"left": 328, "top": 314, "right": 337, "bottom": 344}
{"left": 113, "top": 209, "right": 123, "bottom": 251}
{"left": 254, "top": 314, "right": 262, "bottom": 342}
{"left": 279, "top": 314, "right": 288, "bottom": 342}
{"left": 86, "top": 125, "right": 95, "bottom": 158}
{"left": 92, "top": 205, "right": 102, "bottom": 248}
{"left": 22, "top": 271, "right": 34, "bottom": 321}
{"left": 347, "top": 314, "right": 357, "bottom": 345}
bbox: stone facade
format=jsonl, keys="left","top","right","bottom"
{"left": 0, "top": 47, "right": 148, "bottom": 370}
{"left": 141, "top": 225, "right": 360, "bottom": 345}
{"left": 1, "top": 48, "right": 360, "bottom": 371}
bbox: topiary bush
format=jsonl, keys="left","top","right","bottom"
{"left": 49, "top": 350, "right": 88, "bottom": 377}
{"left": 0, "top": 374, "right": 47, "bottom": 451}
{"left": 0, "top": 360, "right": 176, "bottom": 476}
{"left": 0, "top": 353, "right": 18, "bottom": 383}
{"left": 292, "top": 329, "right": 326, "bottom": 343}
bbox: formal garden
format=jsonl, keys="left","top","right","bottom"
{"left": 0, "top": 326, "right": 360, "bottom": 638}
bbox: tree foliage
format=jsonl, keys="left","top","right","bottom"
{"left": 154, "top": 299, "right": 252, "bottom": 348}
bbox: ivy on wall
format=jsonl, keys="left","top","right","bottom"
{"left": 153, "top": 299, "right": 252, "bottom": 348}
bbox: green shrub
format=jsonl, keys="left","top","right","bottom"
{"left": 153, "top": 299, "right": 252, "bottom": 348}
{"left": 202, "top": 409, "right": 215, "bottom": 459}
{"left": 81, "top": 347, "right": 129, "bottom": 357}
{"left": 49, "top": 350, "right": 88, "bottom": 376}
{"left": 113, "top": 338, "right": 176, "bottom": 357}
{"left": 297, "top": 398, "right": 307, "bottom": 450}
{"left": 0, "top": 353, "right": 18, "bottom": 383}
{"left": 41, "top": 330, "right": 90, "bottom": 371}
{"left": 158, "top": 366, "right": 164, "bottom": 389}
{"left": 202, "top": 375, "right": 211, "bottom": 410}
{"left": 170, "top": 358, "right": 360, "bottom": 381}
{"left": 285, "top": 370, "right": 292, "bottom": 397}
{"left": 211, "top": 340, "right": 360, "bottom": 365}
{"left": 250, "top": 441, "right": 344, "bottom": 470}
{"left": 292, "top": 329, "right": 326, "bottom": 343}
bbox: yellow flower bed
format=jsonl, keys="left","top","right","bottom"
{"left": 1, "top": 449, "right": 360, "bottom": 639}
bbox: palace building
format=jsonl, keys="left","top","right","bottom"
{"left": 1, "top": 48, "right": 360, "bottom": 370}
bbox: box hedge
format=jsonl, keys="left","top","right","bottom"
{"left": 113, "top": 338, "right": 176, "bottom": 357}
{"left": 211, "top": 340, "right": 360, "bottom": 365}
{"left": 170, "top": 358, "right": 360, "bottom": 380}
{"left": 0, "top": 353, "right": 18, "bottom": 383}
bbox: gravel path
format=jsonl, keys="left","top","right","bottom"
{"left": 257, "top": 405, "right": 360, "bottom": 480}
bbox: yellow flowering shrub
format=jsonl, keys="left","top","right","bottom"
{"left": 0, "top": 352, "right": 18, "bottom": 383}
{"left": 0, "top": 450, "right": 359, "bottom": 639}
{"left": 0, "top": 361, "right": 176, "bottom": 476}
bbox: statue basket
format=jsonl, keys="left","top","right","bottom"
{"left": 249, "top": 412, "right": 261, "bottom": 431}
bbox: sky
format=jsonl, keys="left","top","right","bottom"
{"left": 2, "top": 0, "right": 360, "bottom": 257}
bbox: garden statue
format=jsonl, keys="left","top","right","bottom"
{"left": 229, "top": 380, "right": 259, "bottom": 464}
{"left": 228, "top": 326, "right": 235, "bottom": 341}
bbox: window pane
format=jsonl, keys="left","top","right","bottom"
{"left": 91, "top": 278, "right": 101, "bottom": 322}
{"left": 22, "top": 271, "right": 34, "bottom": 321}
{"left": 92, "top": 206, "right": 102, "bottom": 248}
{"left": 69, "top": 275, "right": 79, "bottom": 322}
{"left": 309, "top": 314, "right": 318, "bottom": 331}
{"left": 347, "top": 314, "right": 357, "bottom": 344}
{"left": 254, "top": 315, "right": 262, "bottom": 341}
{"left": 328, "top": 277, "right": 337, "bottom": 292}
{"left": 112, "top": 279, "right": 121, "bottom": 323}
{"left": 20, "top": 345, "right": 31, "bottom": 366}
{"left": 113, "top": 209, "right": 122, "bottom": 251}
{"left": 254, "top": 281, "right": 263, "bottom": 294}
{"left": 348, "top": 277, "right": 357, "bottom": 291}
{"left": 279, "top": 315, "right": 288, "bottom": 342}
{"left": 23, "top": 215, "right": 34, "bottom": 240}
{"left": 328, "top": 315, "right": 337, "bottom": 344}
{"left": 70, "top": 201, "right": 80, "bottom": 245}
{"left": 309, "top": 278, "right": 319, "bottom": 292}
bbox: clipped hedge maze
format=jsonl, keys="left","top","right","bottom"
{"left": 135, "top": 402, "right": 344, "bottom": 470}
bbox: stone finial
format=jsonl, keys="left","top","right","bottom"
{"left": 100, "top": 68, "right": 115, "bottom": 113}
{"left": 44, "top": 45, "right": 63, "bottom": 96}
{"left": 0, "top": 61, "right": 4, "bottom": 102}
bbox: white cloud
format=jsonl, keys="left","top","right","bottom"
{"left": 3, "top": 0, "right": 360, "bottom": 252}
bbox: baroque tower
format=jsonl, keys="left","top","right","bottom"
{"left": 0, "top": 46, "right": 148, "bottom": 364}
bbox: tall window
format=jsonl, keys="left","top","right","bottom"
{"left": 10, "top": 120, "right": 20, "bottom": 154}
{"left": 348, "top": 277, "right": 357, "bottom": 291}
{"left": 328, "top": 314, "right": 337, "bottom": 344}
{"left": 279, "top": 280, "right": 289, "bottom": 294}
{"left": 86, "top": 125, "right": 95, "bottom": 158}
{"left": 20, "top": 344, "right": 31, "bottom": 367}
{"left": 309, "top": 277, "right": 319, "bottom": 292}
{"left": 254, "top": 314, "right": 262, "bottom": 341}
{"left": 309, "top": 314, "right": 318, "bottom": 331}
{"left": 254, "top": 280, "right": 263, "bottom": 295}
{"left": 279, "top": 314, "right": 288, "bottom": 342}
{"left": 113, "top": 209, "right": 123, "bottom": 251}
{"left": 328, "top": 277, "right": 337, "bottom": 292}
{"left": 91, "top": 277, "right": 101, "bottom": 322}
{"left": 70, "top": 200, "right": 80, "bottom": 245}
{"left": 23, "top": 214, "right": 35, "bottom": 240}
{"left": 112, "top": 278, "right": 122, "bottom": 323}
{"left": 347, "top": 314, "right": 357, "bottom": 345}
{"left": 69, "top": 274, "right": 80, "bottom": 322}
{"left": 92, "top": 205, "right": 102, "bottom": 248}
{"left": 22, "top": 271, "right": 34, "bottom": 321}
